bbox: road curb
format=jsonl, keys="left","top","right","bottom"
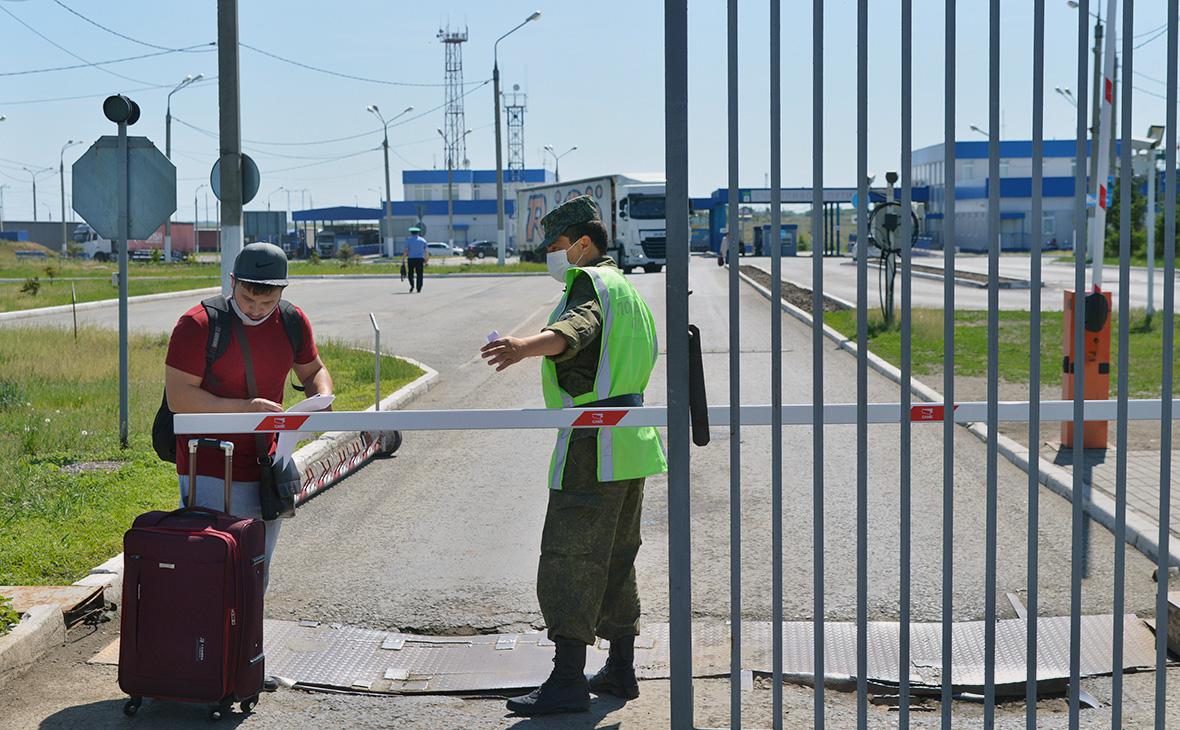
{"left": 0, "top": 605, "right": 66, "bottom": 691}
{"left": 738, "top": 265, "right": 1180, "bottom": 568}
{"left": 0, "top": 287, "right": 220, "bottom": 322}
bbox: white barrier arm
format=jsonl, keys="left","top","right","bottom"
{"left": 173, "top": 398, "right": 1179, "bottom": 434}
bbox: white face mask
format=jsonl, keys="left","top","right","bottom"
{"left": 229, "top": 296, "right": 273, "bottom": 326}
{"left": 546, "top": 250, "right": 572, "bottom": 282}
{"left": 546, "top": 243, "right": 588, "bottom": 283}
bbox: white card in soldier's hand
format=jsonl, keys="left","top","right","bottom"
{"left": 486, "top": 330, "right": 501, "bottom": 343}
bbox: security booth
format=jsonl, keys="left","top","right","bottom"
{"left": 755, "top": 223, "right": 798, "bottom": 257}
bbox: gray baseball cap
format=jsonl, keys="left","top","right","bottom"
{"left": 233, "top": 242, "right": 289, "bottom": 286}
{"left": 538, "top": 195, "right": 602, "bottom": 251}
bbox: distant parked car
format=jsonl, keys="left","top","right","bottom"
{"left": 425, "top": 241, "right": 462, "bottom": 257}
{"left": 464, "top": 240, "right": 500, "bottom": 258}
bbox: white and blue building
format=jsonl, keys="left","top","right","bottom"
{"left": 914, "top": 139, "right": 1098, "bottom": 252}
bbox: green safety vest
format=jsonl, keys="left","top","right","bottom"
{"left": 541, "top": 265, "right": 668, "bottom": 489}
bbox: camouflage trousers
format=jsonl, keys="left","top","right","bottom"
{"left": 537, "top": 431, "right": 645, "bottom": 646}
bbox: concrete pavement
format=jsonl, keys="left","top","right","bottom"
{"left": 2, "top": 262, "right": 1176, "bottom": 728}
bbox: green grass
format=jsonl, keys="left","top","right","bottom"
{"left": 824, "top": 308, "right": 1179, "bottom": 399}
{"left": 0, "top": 326, "right": 423, "bottom": 586}
{"left": 0, "top": 277, "right": 218, "bottom": 312}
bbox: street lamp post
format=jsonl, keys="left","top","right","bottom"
{"left": 367, "top": 104, "right": 414, "bottom": 258}
{"left": 23, "top": 166, "right": 52, "bottom": 222}
{"left": 968, "top": 125, "right": 990, "bottom": 139}
{"left": 268, "top": 187, "right": 287, "bottom": 244}
{"left": 543, "top": 145, "right": 577, "bottom": 183}
{"left": 165, "top": 74, "right": 203, "bottom": 262}
{"left": 195, "top": 183, "right": 207, "bottom": 253}
{"left": 494, "top": 11, "right": 542, "bottom": 266}
{"left": 0, "top": 184, "right": 8, "bottom": 233}
{"left": 1055, "top": 86, "right": 1079, "bottom": 108}
{"left": 438, "top": 127, "right": 472, "bottom": 248}
{"left": 59, "top": 139, "right": 81, "bottom": 254}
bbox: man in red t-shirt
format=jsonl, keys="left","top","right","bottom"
{"left": 165, "top": 243, "right": 332, "bottom": 603}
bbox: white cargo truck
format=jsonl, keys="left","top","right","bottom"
{"left": 515, "top": 174, "right": 666, "bottom": 273}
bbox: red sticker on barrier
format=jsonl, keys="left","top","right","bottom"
{"left": 255, "top": 414, "right": 310, "bottom": 431}
{"left": 1104, "top": 77, "right": 1113, "bottom": 103}
{"left": 572, "top": 410, "right": 628, "bottom": 427}
{"left": 910, "top": 405, "right": 958, "bottom": 422}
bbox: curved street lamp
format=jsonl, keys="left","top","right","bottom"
{"left": 367, "top": 104, "right": 414, "bottom": 258}
{"left": 543, "top": 145, "right": 577, "bottom": 183}
{"left": 22, "top": 166, "right": 53, "bottom": 222}
{"left": 438, "top": 127, "right": 472, "bottom": 247}
{"left": 493, "top": 11, "right": 542, "bottom": 264}
{"left": 59, "top": 139, "right": 82, "bottom": 253}
{"left": 165, "top": 74, "right": 203, "bottom": 261}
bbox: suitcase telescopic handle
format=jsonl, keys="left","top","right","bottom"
{"left": 187, "top": 439, "right": 235, "bottom": 513}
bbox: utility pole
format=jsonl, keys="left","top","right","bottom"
{"left": 494, "top": 11, "right": 542, "bottom": 266}
{"left": 217, "top": 0, "right": 242, "bottom": 294}
{"left": 0, "top": 184, "right": 8, "bottom": 232}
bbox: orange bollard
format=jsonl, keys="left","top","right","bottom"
{"left": 1061, "top": 289, "right": 1112, "bottom": 449}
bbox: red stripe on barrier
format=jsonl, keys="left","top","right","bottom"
{"left": 571, "top": 410, "right": 629, "bottom": 427}
{"left": 254, "top": 415, "right": 310, "bottom": 431}
{"left": 910, "top": 404, "right": 960, "bottom": 422}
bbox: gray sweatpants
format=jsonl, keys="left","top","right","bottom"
{"left": 178, "top": 475, "right": 283, "bottom": 593}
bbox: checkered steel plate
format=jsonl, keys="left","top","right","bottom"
{"left": 263, "top": 615, "right": 1155, "bottom": 695}
{"left": 264, "top": 620, "right": 683, "bottom": 694}
{"left": 742, "top": 614, "right": 1158, "bottom": 694}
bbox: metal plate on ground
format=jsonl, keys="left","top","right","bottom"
{"left": 743, "top": 614, "right": 1158, "bottom": 694}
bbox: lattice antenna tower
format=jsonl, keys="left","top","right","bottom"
{"left": 504, "top": 84, "right": 527, "bottom": 183}
{"left": 437, "top": 24, "right": 469, "bottom": 169}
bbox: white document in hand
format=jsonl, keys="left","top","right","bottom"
{"left": 274, "top": 394, "right": 336, "bottom": 461}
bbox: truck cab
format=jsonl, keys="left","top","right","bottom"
{"left": 315, "top": 230, "right": 337, "bottom": 257}
{"left": 616, "top": 183, "right": 666, "bottom": 274}
{"left": 72, "top": 224, "right": 114, "bottom": 261}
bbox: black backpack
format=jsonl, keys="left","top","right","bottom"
{"left": 151, "top": 295, "right": 304, "bottom": 463}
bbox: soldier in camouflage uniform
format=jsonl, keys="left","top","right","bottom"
{"left": 480, "top": 195, "right": 667, "bottom": 716}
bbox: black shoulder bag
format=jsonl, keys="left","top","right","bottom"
{"left": 232, "top": 315, "right": 300, "bottom": 520}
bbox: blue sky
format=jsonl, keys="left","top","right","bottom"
{"left": 0, "top": 0, "right": 1174, "bottom": 221}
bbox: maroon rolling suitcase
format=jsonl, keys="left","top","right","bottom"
{"left": 119, "top": 438, "right": 267, "bottom": 721}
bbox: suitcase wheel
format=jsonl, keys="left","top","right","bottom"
{"left": 123, "top": 697, "right": 142, "bottom": 716}
{"left": 240, "top": 696, "right": 259, "bottom": 714}
{"left": 207, "top": 697, "right": 233, "bottom": 722}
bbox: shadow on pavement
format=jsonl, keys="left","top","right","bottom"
{"left": 40, "top": 698, "right": 251, "bottom": 729}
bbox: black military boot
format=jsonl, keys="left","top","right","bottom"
{"left": 588, "top": 635, "right": 640, "bottom": 700}
{"left": 505, "top": 637, "right": 591, "bottom": 716}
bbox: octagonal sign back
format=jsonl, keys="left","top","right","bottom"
{"left": 72, "top": 136, "right": 177, "bottom": 241}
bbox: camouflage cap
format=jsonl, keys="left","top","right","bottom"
{"left": 538, "top": 195, "right": 601, "bottom": 251}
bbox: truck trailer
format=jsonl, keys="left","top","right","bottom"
{"left": 515, "top": 174, "right": 667, "bottom": 274}
{"left": 72, "top": 223, "right": 195, "bottom": 261}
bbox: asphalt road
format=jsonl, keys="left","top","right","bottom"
{"left": 763, "top": 252, "right": 1175, "bottom": 311}
{"left": 2, "top": 261, "right": 1175, "bottom": 728}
